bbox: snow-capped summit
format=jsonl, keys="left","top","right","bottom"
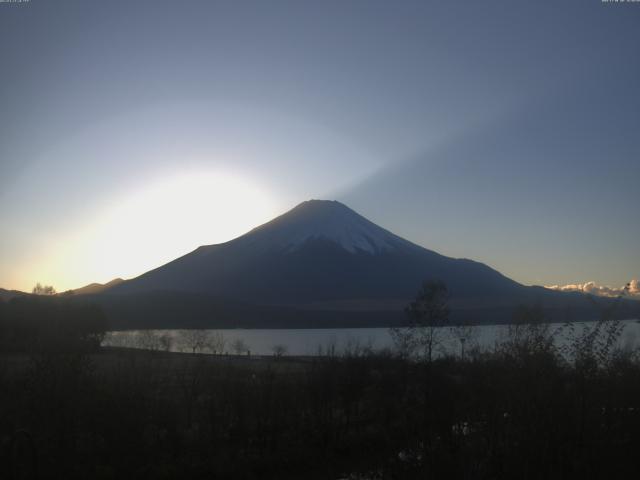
{"left": 240, "top": 200, "right": 412, "bottom": 254}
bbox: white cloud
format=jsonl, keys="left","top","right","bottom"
{"left": 546, "top": 279, "right": 640, "bottom": 298}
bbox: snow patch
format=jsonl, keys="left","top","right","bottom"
{"left": 243, "top": 200, "right": 409, "bottom": 254}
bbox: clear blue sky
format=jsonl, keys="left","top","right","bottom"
{"left": 1, "top": 0, "right": 638, "bottom": 292}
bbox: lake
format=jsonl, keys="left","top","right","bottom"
{"left": 103, "top": 319, "right": 640, "bottom": 357}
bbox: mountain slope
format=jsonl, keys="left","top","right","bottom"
{"left": 67, "top": 278, "right": 124, "bottom": 296}
{"left": 107, "top": 200, "right": 523, "bottom": 304}
{"left": 0, "top": 288, "right": 29, "bottom": 302}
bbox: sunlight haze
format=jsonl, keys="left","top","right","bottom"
{"left": 8, "top": 171, "right": 282, "bottom": 292}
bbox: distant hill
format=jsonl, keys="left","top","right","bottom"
{"left": 65, "top": 278, "right": 124, "bottom": 296}
{"left": 0, "top": 288, "right": 28, "bottom": 302}
{"left": 90, "top": 200, "right": 639, "bottom": 329}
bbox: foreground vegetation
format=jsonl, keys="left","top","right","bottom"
{"left": 0, "top": 331, "right": 639, "bottom": 478}
{"left": 1, "top": 288, "right": 639, "bottom": 478}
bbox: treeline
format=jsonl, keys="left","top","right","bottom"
{"left": 1, "top": 330, "right": 640, "bottom": 479}
{"left": 0, "top": 296, "right": 108, "bottom": 353}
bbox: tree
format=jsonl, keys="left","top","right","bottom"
{"left": 272, "top": 344, "right": 288, "bottom": 358}
{"left": 179, "top": 330, "right": 210, "bottom": 355}
{"left": 159, "top": 333, "right": 173, "bottom": 352}
{"left": 207, "top": 331, "right": 226, "bottom": 355}
{"left": 392, "top": 281, "right": 450, "bottom": 362}
{"left": 231, "top": 338, "right": 248, "bottom": 356}
{"left": 450, "top": 320, "right": 477, "bottom": 361}
{"left": 137, "top": 330, "right": 162, "bottom": 351}
{"left": 32, "top": 283, "right": 56, "bottom": 295}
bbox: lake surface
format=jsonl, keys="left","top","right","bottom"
{"left": 104, "top": 319, "right": 640, "bottom": 357}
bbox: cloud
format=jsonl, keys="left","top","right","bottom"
{"left": 546, "top": 279, "right": 640, "bottom": 298}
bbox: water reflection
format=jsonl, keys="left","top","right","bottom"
{"left": 103, "top": 320, "right": 640, "bottom": 357}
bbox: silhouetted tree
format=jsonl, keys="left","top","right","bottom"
{"left": 393, "top": 281, "right": 450, "bottom": 362}
{"left": 32, "top": 283, "right": 56, "bottom": 295}
{"left": 137, "top": 330, "right": 162, "bottom": 351}
{"left": 272, "top": 344, "right": 288, "bottom": 358}
{"left": 159, "top": 332, "right": 173, "bottom": 352}
{"left": 207, "top": 331, "right": 226, "bottom": 355}
{"left": 450, "top": 320, "right": 477, "bottom": 361}
{"left": 232, "top": 338, "right": 248, "bottom": 355}
{"left": 179, "top": 329, "right": 210, "bottom": 354}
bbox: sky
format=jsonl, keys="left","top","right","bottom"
{"left": 0, "top": 0, "right": 638, "bottom": 293}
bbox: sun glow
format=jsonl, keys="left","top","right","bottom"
{"left": 38, "top": 171, "right": 281, "bottom": 291}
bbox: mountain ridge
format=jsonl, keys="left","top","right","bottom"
{"left": 66, "top": 278, "right": 125, "bottom": 296}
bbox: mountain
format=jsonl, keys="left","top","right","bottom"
{"left": 0, "top": 288, "right": 29, "bottom": 302}
{"left": 66, "top": 278, "right": 124, "bottom": 296}
{"left": 107, "top": 200, "right": 522, "bottom": 302}
{"left": 96, "top": 200, "right": 637, "bottom": 328}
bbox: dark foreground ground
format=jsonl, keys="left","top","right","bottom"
{"left": 1, "top": 340, "right": 640, "bottom": 480}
